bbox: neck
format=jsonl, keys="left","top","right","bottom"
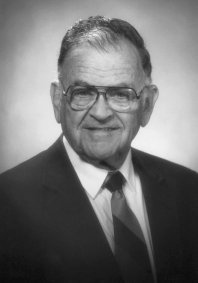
{"left": 62, "top": 135, "right": 130, "bottom": 171}
{"left": 80, "top": 152, "right": 129, "bottom": 171}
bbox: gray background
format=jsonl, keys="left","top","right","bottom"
{"left": 1, "top": 0, "right": 198, "bottom": 173}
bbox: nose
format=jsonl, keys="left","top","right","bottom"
{"left": 89, "top": 93, "right": 113, "bottom": 121}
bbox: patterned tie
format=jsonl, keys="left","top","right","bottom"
{"left": 105, "top": 171, "right": 154, "bottom": 283}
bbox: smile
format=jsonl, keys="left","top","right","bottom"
{"left": 88, "top": 128, "right": 117, "bottom": 131}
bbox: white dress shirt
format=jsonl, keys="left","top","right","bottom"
{"left": 63, "top": 136, "right": 156, "bottom": 281}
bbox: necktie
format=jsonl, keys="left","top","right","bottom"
{"left": 105, "top": 171, "right": 154, "bottom": 283}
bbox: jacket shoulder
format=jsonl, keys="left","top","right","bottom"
{"left": 0, "top": 150, "right": 47, "bottom": 187}
{"left": 132, "top": 147, "right": 198, "bottom": 181}
{"left": 0, "top": 136, "right": 66, "bottom": 190}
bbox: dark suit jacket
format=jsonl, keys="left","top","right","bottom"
{"left": 0, "top": 136, "right": 198, "bottom": 282}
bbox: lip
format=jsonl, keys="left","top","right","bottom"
{"left": 88, "top": 128, "right": 117, "bottom": 130}
{"left": 85, "top": 127, "right": 119, "bottom": 131}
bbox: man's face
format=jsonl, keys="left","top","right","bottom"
{"left": 51, "top": 41, "right": 158, "bottom": 169}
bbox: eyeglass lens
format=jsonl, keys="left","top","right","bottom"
{"left": 67, "top": 86, "right": 138, "bottom": 112}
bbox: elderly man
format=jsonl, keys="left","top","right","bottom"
{"left": 0, "top": 16, "right": 198, "bottom": 283}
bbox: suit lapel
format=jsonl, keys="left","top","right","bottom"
{"left": 42, "top": 137, "right": 123, "bottom": 281}
{"left": 41, "top": 138, "right": 183, "bottom": 281}
{"left": 132, "top": 149, "right": 183, "bottom": 282}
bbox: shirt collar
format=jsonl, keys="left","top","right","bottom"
{"left": 63, "top": 136, "right": 136, "bottom": 199}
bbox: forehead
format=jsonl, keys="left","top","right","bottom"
{"left": 61, "top": 41, "right": 144, "bottom": 87}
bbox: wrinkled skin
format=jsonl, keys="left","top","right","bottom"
{"left": 51, "top": 41, "right": 158, "bottom": 170}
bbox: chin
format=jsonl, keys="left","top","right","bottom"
{"left": 92, "top": 143, "right": 116, "bottom": 155}
{"left": 89, "top": 150, "right": 115, "bottom": 161}
{"left": 84, "top": 146, "right": 121, "bottom": 163}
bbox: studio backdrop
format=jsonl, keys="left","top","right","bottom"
{"left": 1, "top": 0, "right": 198, "bottom": 173}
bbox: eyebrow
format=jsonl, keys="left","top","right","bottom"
{"left": 72, "top": 80, "right": 91, "bottom": 86}
{"left": 72, "top": 80, "right": 134, "bottom": 88}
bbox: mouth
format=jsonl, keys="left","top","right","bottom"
{"left": 86, "top": 127, "right": 119, "bottom": 132}
{"left": 89, "top": 128, "right": 116, "bottom": 130}
{"left": 83, "top": 127, "right": 120, "bottom": 140}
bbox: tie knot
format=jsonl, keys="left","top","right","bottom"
{"left": 105, "top": 171, "right": 124, "bottom": 193}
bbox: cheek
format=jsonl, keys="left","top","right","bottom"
{"left": 60, "top": 107, "right": 74, "bottom": 137}
{"left": 123, "top": 112, "right": 141, "bottom": 140}
{"left": 60, "top": 106, "right": 84, "bottom": 144}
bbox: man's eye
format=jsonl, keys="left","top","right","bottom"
{"left": 113, "top": 92, "right": 129, "bottom": 99}
{"left": 73, "top": 88, "right": 97, "bottom": 97}
{"left": 74, "top": 90, "right": 89, "bottom": 96}
{"left": 117, "top": 93, "right": 127, "bottom": 97}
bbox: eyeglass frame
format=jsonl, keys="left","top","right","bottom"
{"left": 60, "top": 81, "right": 146, "bottom": 113}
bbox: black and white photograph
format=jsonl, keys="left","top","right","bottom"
{"left": 0, "top": 0, "right": 198, "bottom": 282}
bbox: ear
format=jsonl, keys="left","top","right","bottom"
{"left": 50, "top": 80, "right": 63, "bottom": 123}
{"left": 140, "top": 85, "right": 159, "bottom": 127}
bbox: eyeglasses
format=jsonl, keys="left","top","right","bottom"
{"left": 62, "top": 84, "right": 143, "bottom": 112}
